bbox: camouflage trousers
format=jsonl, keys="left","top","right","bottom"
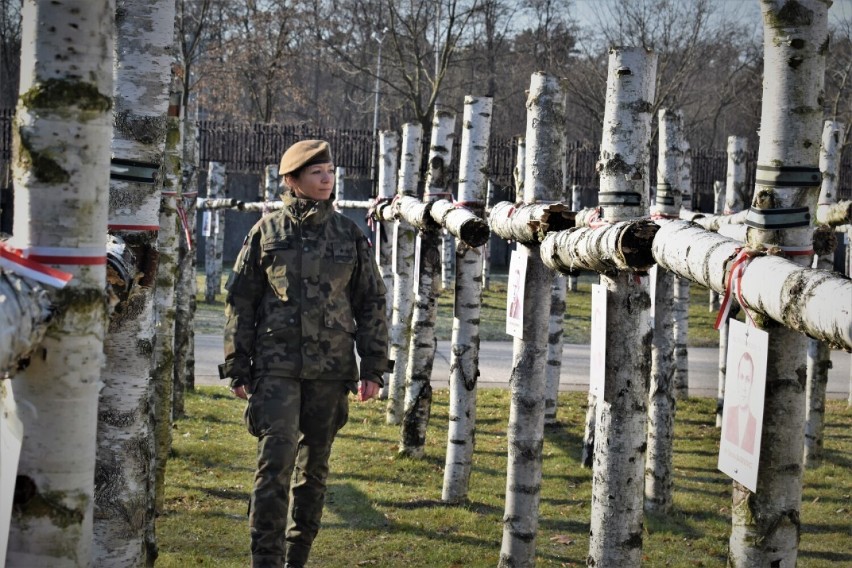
{"left": 244, "top": 376, "right": 350, "bottom": 568}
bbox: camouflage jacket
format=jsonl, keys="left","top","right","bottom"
{"left": 222, "top": 194, "right": 389, "bottom": 387}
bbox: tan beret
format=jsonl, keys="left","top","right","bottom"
{"left": 279, "top": 139, "right": 333, "bottom": 175}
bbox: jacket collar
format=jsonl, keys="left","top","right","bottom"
{"left": 281, "top": 191, "right": 334, "bottom": 224}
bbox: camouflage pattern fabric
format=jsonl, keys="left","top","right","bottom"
{"left": 245, "top": 376, "right": 349, "bottom": 568}
{"left": 222, "top": 194, "right": 389, "bottom": 389}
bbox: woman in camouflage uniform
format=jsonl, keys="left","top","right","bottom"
{"left": 221, "top": 140, "right": 389, "bottom": 568}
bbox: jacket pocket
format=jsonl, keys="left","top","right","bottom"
{"left": 261, "top": 238, "right": 296, "bottom": 302}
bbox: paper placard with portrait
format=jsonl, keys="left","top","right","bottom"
{"left": 1, "top": 387, "right": 24, "bottom": 565}
{"left": 717, "top": 319, "right": 768, "bottom": 492}
{"left": 505, "top": 248, "right": 526, "bottom": 339}
{"left": 589, "top": 283, "right": 607, "bottom": 398}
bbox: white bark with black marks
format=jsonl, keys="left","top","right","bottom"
{"left": 488, "top": 201, "right": 575, "bottom": 244}
{"left": 499, "top": 72, "right": 564, "bottom": 568}
{"left": 95, "top": 1, "right": 176, "bottom": 564}
{"left": 0, "top": 272, "right": 51, "bottom": 378}
{"left": 725, "top": 136, "right": 750, "bottom": 214}
{"left": 732, "top": 3, "right": 830, "bottom": 561}
{"left": 653, "top": 222, "right": 850, "bottom": 350}
{"left": 673, "top": 140, "right": 692, "bottom": 401}
{"left": 645, "top": 108, "right": 684, "bottom": 515}
{"left": 587, "top": 47, "right": 656, "bottom": 568}
{"left": 386, "top": 123, "right": 421, "bottom": 425}
{"left": 377, "top": 131, "right": 398, "bottom": 399}
{"left": 204, "top": 161, "right": 226, "bottom": 303}
{"left": 400, "top": 109, "right": 455, "bottom": 457}
{"left": 6, "top": 1, "right": 112, "bottom": 565}
{"left": 541, "top": 220, "right": 659, "bottom": 275}
{"left": 442, "top": 95, "right": 492, "bottom": 504}
{"left": 804, "top": 120, "right": 844, "bottom": 468}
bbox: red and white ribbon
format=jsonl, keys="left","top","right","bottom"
{"left": 714, "top": 247, "right": 759, "bottom": 330}
{"left": 0, "top": 243, "right": 77, "bottom": 288}
{"left": 162, "top": 191, "right": 194, "bottom": 251}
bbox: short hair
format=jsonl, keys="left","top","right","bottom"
{"left": 737, "top": 351, "right": 754, "bottom": 382}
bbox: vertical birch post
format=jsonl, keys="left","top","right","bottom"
{"left": 514, "top": 137, "right": 526, "bottom": 202}
{"left": 376, "top": 131, "right": 398, "bottom": 399}
{"left": 442, "top": 95, "right": 492, "bottom": 503}
{"left": 499, "top": 72, "right": 563, "bottom": 568}
{"left": 645, "top": 108, "right": 683, "bottom": 515}
{"left": 567, "top": 184, "right": 582, "bottom": 292}
{"left": 672, "top": 140, "right": 691, "bottom": 401}
{"left": 173, "top": 98, "right": 199, "bottom": 415}
{"left": 150, "top": 80, "right": 182, "bottom": 529}
{"left": 204, "top": 161, "right": 225, "bottom": 303}
{"left": 543, "top": 274, "right": 566, "bottom": 426}
{"left": 335, "top": 167, "right": 345, "bottom": 201}
{"left": 481, "top": 180, "right": 494, "bottom": 290}
{"left": 729, "top": 3, "right": 829, "bottom": 565}
{"left": 263, "top": 164, "right": 277, "bottom": 206}
{"left": 386, "top": 123, "right": 421, "bottom": 425}
{"left": 399, "top": 108, "right": 455, "bottom": 457}
{"left": 716, "top": 135, "right": 750, "bottom": 426}
{"left": 6, "top": 1, "right": 113, "bottom": 564}
{"left": 803, "top": 120, "right": 843, "bottom": 467}
{"left": 94, "top": 0, "right": 176, "bottom": 565}
{"left": 709, "top": 179, "right": 725, "bottom": 310}
{"left": 587, "top": 47, "right": 656, "bottom": 567}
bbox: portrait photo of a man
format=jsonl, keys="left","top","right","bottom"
{"left": 724, "top": 351, "right": 758, "bottom": 453}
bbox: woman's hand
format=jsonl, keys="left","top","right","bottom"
{"left": 357, "top": 379, "right": 380, "bottom": 402}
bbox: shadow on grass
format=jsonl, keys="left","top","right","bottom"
{"left": 324, "top": 481, "right": 500, "bottom": 549}
{"left": 798, "top": 549, "right": 852, "bottom": 563}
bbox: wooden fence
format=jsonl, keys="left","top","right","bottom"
{"left": 2, "top": 109, "right": 851, "bottom": 209}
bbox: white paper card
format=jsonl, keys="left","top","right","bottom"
{"left": 413, "top": 232, "right": 422, "bottom": 291}
{"left": 589, "top": 283, "right": 607, "bottom": 397}
{"left": 505, "top": 248, "right": 527, "bottom": 338}
{"left": 648, "top": 265, "right": 657, "bottom": 329}
{"left": 718, "top": 319, "right": 768, "bottom": 492}
{"left": 1, "top": 387, "right": 24, "bottom": 566}
{"left": 202, "top": 211, "right": 212, "bottom": 238}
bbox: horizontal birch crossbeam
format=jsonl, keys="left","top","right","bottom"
{"left": 715, "top": 224, "right": 837, "bottom": 257}
{"left": 238, "top": 201, "right": 283, "bottom": 213}
{"left": 0, "top": 270, "right": 52, "bottom": 377}
{"left": 488, "top": 201, "right": 575, "bottom": 245}
{"left": 652, "top": 221, "right": 852, "bottom": 351}
{"left": 541, "top": 220, "right": 659, "bottom": 275}
{"left": 817, "top": 200, "right": 852, "bottom": 227}
{"left": 380, "top": 195, "right": 489, "bottom": 247}
{"left": 336, "top": 199, "right": 372, "bottom": 209}
{"left": 196, "top": 197, "right": 242, "bottom": 210}
{"left": 429, "top": 199, "right": 490, "bottom": 248}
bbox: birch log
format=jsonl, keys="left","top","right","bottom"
{"left": 196, "top": 197, "right": 240, "bottom": 210}
{"left": 716, "top": 136, "right": 750, "bottom": 426}
{"left": 0, "top": 271, "right": 51, "bottom": 377}
{"left": 173, "top": 103, "right": 199, "bottom": 416}
{"left": 804, "top": 120, "right": 844, "bottom": 468}
{"left": 653, "top": 222, "right": 850, "bottom": 349}
{"left": 587, "top": 47, "right": 656, "bottom": 568}
{"left": 429, "top": 200, "right": 490, "bottom": 247}
{"left": 386, "top": 123, "right": 421, "bottom": 425}
{"left": 672, "top": 140, "right": 692, "bottom": 401}
{"left": 541, "top": 221, "right": 659, "bottom": 275}
{"left": 645, "top": 107, "right": 684, "bottom": 515}
{"left": 6, "top": 1, "right": 112, "bottom": 565}
{"left": 204, "top": 161, "right": 225, "bottom": 303}
{"left": 544, "top": 274, "right": 566, "bottom": 426}
{"left": 499, "top": 71, "right": 563, "bottom": 568}
{"left": 488, "top": 201, "right": 575, "bottom": 244}
{"left": 399, "top": 109, "right": 455, "bottom": 457}
{"left": 150, "top": 81, "right": 182, "bottom": 524}
{"left": 482, "top": 180, "right": 494, "bottom": 290}
{"left": 264, "top": 165, "right": 277, "bottom": 204}
{"left": 376, "top": 132, "right": 398, "bottom": 399}
{"left": 95, "top": 1, "right": 175, "bottom": 564}
{"left": 514, "top": 136, "right": 526, "bottom": 202}
{"left": 710, "top": 179, "right": 724, "bottom": 310}
{"left": 567, "top": 184, "right": 583, "bottom": 292}
{"left": 442, "top": 95, "right": 492, "bottom": 504}
{"left": 728, "top": 5, "right": 830, "bottom": 564}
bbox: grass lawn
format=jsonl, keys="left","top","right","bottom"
{"left": 195, "top": 268, "right": 722, "bottom": 346}
{"left": 156, "top": 388, "right": 852, "bottom": 567}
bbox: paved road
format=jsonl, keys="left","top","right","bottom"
{"left": 195, "top": 335, "right": 851, "bottom": 399}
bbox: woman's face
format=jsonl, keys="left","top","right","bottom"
{"left": 287, "top": 162, "right": 335, "bottom": 200}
